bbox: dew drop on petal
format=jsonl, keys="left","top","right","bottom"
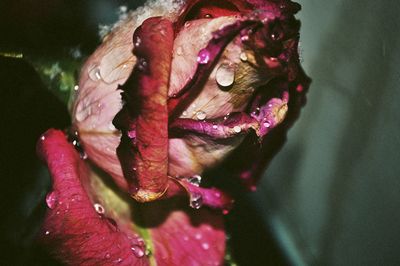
{"left": 212, "top": 124, "right": 218, "bottom": 129}
{"left": 134, "top": 36, "right": 141, "bottom": 48}
{"left": 241, "top": 35, "right": 249, "bottom": 42}
{"left": 105, "top": 253, "right": 111, "bottom": 259}
{"left": 94, "top": 203, "right": 105, "bottom": 214}
{"left": 46, "top": 191, "right": 58, "bottom": 209}
{"left": 137, "top": 58, "right": 148, "bottom": 71}
{"left": 263, "top": 121, "right": 271, "bottom": 128}
{"left": 45, "top": 230, "right": 50, "bottom": 235}
{"left": 131, "top": 245, "right": 145, "bottom": 258}
{"left": 190, "top": 193, "right": 203, "bottom": 209}
{"left": 202, "top": 242, "right": 210, "bottom": 250}
{"left": 196, "top": 111, "right": 207, "bottom": 121}
{"left": 197, "top": 49, "right": 210, "bottom": 64}
{"left": 233, "top": 126, "right": 242, "bottom": 133}
{"left": 40, "top": 135, "right": 46, "bottom": 141}
{"left": 74, "top": 85, "right": 79, "bottom": 91}
{"left": 240, "top": 52, "right": 248, "bottom": 62}
{"left": 188, "top": 175, "right": 202, "bottom": 187}
{"left": 182, "top": 111, "right": 188, "bottom": 117}
{"left": 176, "top": 46, "right": 183, "bottom": 56}
{"left": 88, "top": 65, "right": 102, "bottom": 81}
{"left": 216, "top": 63, "right": 235, "bottom": 88}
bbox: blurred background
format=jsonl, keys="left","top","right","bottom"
{"left": 0, "top": 0, "right": 399, "bottom": 265}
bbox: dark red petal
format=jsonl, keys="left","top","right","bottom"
{"left": 37, "top": 129, "right": 149, "bottom": 266}
{"left": 135, "top": 200, "right": 226, "bottom": 266}
{"left": 170, "top": 112, "right": 257, "bottom": 139}
{"left": 113, "top": 17, "right": 174, "bottom": 202}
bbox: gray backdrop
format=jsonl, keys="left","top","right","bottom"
{"left": 253, "top": 1, "right": 400, "bottom": 265}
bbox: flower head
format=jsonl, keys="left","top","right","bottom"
{"left": 37, "top": 0, "right": 310, "bottom": 265}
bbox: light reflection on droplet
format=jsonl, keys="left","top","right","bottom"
{"left": 202, "top": 242, "right": 210, "bottom": 250}
{"left": 188, "top": 175, "right": 202, "bottom": 187}
{"left": 240, "top": 52, "right": 248, "bottom": 62}
{"left": 197, "top": 49, "right": 210, "bottom": 64}
{"left": 216, "top": 63, "right": 235, "bottom": 88}
{"left": 190, "top": 193, "right": 203, "bottom": 209}
{"left": 233, "top": 126, "right": 242, "bottom": 133}
{"left": 94, "top": 203, "right": 105, "bottom": 214}
{"left": 196, "top": 111, "right": 207, "bottom": 121}
{"left": 46, "top": 191, "right": 58, "bottom": 209}
{"left": 88, "top": 65, "right": 102, "bottom": 81}
{"left": 131, "top": 245, "right": 145, "bottom": 258}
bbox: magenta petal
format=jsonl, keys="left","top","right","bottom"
{"left": 37, "top": 129, "right": 149, "bottom": 266}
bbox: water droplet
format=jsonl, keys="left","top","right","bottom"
{"left": 45, "top": 230, "right": 50, "bottom": 235}
{"left": 137, "top": 58, "right": 148, "bottom": 71}
{"left": 241, "top": 35, "right": 249, "bottom": 42}
{"left": 202, "top": 242, "right": 210, "bottom": 250}
{"left": 188, "top": 175, "right": 202, "bottom": 187}
{"left": 176, "top": 46, "right": 183, "bottom": 56}
{"left": 80, "top": 151, "right": 88, "bottom": 160}
{"left": 240, "top": 52, "right": 248, "bottom": 62}
{"left": 190, "top": 193, "right": 203, "bottom": 209}
{"left": 105, "top": 253, "right": 111, "bottom": 259}
{"left": 94, "top": 203, "right": 105, "bottom": 214}
{"left": 197, "top": 49, "right": 210, "bottom": 64}
{"left": 74, "top": 85, "right": 79, "bottom": 91}
{"left": 263, "top": 121, "right": 271, "bottom": 128}
{"left": 40, "top": 135, "right": 46, "bottom": 141}
{"left": 212, "top": 124, "right": 218, "bottom": 129}
{"left": 204, "top": 14, "right": 212, "bottom": 18}
{"left": 233, "top": 126, "right": 242, "bottom": 133}
{"left": 131, "top": 245, "right": 145, "bottom": 258}
{"left": 88, "top": 65, "right": 102, "bottom": 81}
{"left": 46, "top": 191, "right": 58, "bottom": 209}
{"left": 134, "top": 36, "right": 141, "bottom": 47}
{"left": 116, "top": 258, "right": 123, "bottom": 263}
{"left": 196, "top": 111, "right": 207, "bottom": 121}
{"left": 184, "top": 21, "right": 191, "bottom": 28}
{"left": 182, "top": 111, "right": 188, "bottom": 117}
{"left": 216, "top": 63, "right": 235, "bottom": 88}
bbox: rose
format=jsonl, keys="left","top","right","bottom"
{"left": 37, "top": 0, "right": 310, "bottom": 265}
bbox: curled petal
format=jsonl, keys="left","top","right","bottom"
{"left": 37, "top": 129, "right": 149, "bottom": 265}
{"left": 113, "top": 17, "right": 174, "bottom": 202}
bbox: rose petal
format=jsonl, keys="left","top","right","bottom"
{"left": 37, "top": 129, "right": 149, "bottom": 265}
{"left": 113, "top": 17, "right": 174, "bottom": 202}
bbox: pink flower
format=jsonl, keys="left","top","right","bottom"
{"left": 37, "top": 0, "right": 310, "bottom": 265}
